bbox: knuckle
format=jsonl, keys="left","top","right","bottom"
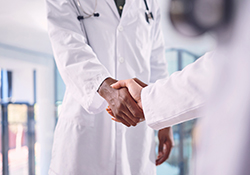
{"left": 134, "top": 118, "right": 140, "bottom": 123}
{"left": 117, "top": 115, "right": 123, "bottom": 120}
{"left": 114, "top": 113, "right": 121, "bottom": 119}
{"left": 120, "top": 94, "right": 128, "bottom": 102}
{"left": 116, "top": 102, "right": 123, "bottom": 109}
{"left": 117, "top": 111, "right": 123, "bottom": 117}
{"left": 134, "top": 111, "right": 142, "bottom": 118}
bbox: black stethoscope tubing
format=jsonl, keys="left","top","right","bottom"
{"left": 75, "top": 0, "right": 154, "bottom": 23}
{"left": 144, "top": 0, "right": 154, "bottom": 23}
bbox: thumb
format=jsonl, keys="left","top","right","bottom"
{"left": 111, "top": 80, "right": 128, "bottom": 89}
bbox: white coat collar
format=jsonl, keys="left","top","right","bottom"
{"left": 105, "top": 0, "right": 135, "bottom": 20}
{"left": 105, "top": 0, "right": 120, "bottom": 20}
{"left": 121, "top": 0, "right": 135, "bottom": 18}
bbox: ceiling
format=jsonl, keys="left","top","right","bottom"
{"left": 0, "top": 0, "right": 53, "bottom": 55}
{"left": 0, "top": 0, "right": 215, "bottom": 58}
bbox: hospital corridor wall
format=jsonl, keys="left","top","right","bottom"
{"left": 0, "top": 44, "right": 55, "bottom": 175}
{"left": 0, "top": 45, "right": 205, "bottom": 175}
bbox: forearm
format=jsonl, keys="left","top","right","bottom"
{"left": 47, "top": 0, "right": 112, "bottom": 113}
{"left": 142, "top": 52, "right": 215, "bottom": 130}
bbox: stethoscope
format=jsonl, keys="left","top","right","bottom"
{"left": 74, "top": 0, "right": 99, "bottom": 20}
{"left": 143, "top": 0, "right": 154, "bottom": 23}
{"left": 74, "top": 0, "right": 154, "bottom": 24}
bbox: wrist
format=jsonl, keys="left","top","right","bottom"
{"left": 98, "top": 77, "right": 117, "bottom": 101}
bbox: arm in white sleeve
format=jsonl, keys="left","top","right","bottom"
{"left": 149, "top": 1, "right": 168, "bottom": 83}
{"left": 46, "top": 0, "right": 111, "bottom": 114}
{"left": 142, "top": 52, "right": 215, "bottom": 130}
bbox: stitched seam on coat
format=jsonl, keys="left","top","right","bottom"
{"left": 152, "top": 103, "right": 204, "bottom": 126}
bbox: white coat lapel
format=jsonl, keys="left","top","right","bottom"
{"left": 122, "top": 0, "right": 136, "bottom": 18}
{"left": 105, "top": 0, "right": 120, "bottom": 20}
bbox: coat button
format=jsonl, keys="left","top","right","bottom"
{"left": 119, "top": 57, "right": 124, "bottom": 63}
{"left": 118, "top": 25, "right": 123, "bottom": 32}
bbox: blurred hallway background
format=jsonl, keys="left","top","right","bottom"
{"left": 0, "top": 0, "right": 215, "bottom": 174}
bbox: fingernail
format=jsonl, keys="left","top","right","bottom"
{"left": 111, "top": 118, "right": 121, "bottom": 123}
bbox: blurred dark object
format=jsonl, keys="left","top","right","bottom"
{"left": 169, "top": 0, "right": 233, "bottom": 37}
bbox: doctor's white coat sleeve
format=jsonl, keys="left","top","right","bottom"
{"left": 141, "top": 52, "right": 215, "bottom": 130}
{"left": 46, "top": 0, "right": 111, "bottom": 114}
{"left": 149, "top": 0, "right": 168, "bottom": 83}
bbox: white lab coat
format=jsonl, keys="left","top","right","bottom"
{"left": 196, "top": 0, "right": 250, "bottom": 174}
{"left": 141, "top": 52, "right": 215, "bottom": 130}
{"left": 142, "top": 1, "right": 250, "bottom": 174}
{"left": 46, "top": 0, "right": 168, "bottom": 174}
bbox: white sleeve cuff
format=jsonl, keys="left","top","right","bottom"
{"left": 72, "top": 74, "right": 111, "bottom": 115}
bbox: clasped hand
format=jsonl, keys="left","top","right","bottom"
{"left": 98, "top": 78, "right": 145, "bottom": 127}
{"left": 107, "top": 78, "right": 145, "bottom": 123}
{"left": 98, "top": 78, "right": 174, "bottom": 165}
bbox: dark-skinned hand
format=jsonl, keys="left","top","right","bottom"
{"left": 107, "top": 111, "right": 175, "bottom": 165}
{"left": 98, "top": 77, "right": 144, "bottom": 127}
{"left": 156, "top": 127, "right": 174, "bottom": 166}
{"left": 107, "top": 78, "right": 148, "bottom": 124}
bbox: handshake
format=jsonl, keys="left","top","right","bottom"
{"left": 98, "top": 77, "right": 147, "bottom": 127}
{"left": 98, "top": 77, "right": 174, "bottom": 165}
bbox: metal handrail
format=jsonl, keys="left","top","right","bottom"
{"left": 166, "top": 48, "right": 201, "bottom": 71}
{"left": 166, "top": 48, "right": 200, "bottom": 60}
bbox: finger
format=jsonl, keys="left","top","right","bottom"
{"left": 111, "top": 80, "right": 128, "bottom": 89}
{"left": 108, "top": 106, "right": 132, "bottom": 126}
{"left": 125, "top": 97, "right": 144, "bottom": 120}
{"left": 106, "top": 107, "right": 111, "bottom": 112}
{"left": 111, "top": 117, "right": 121, "bottom": 122}
{"left": 156, "top": 143, "right": 166, "bottom": 165}
{"left": 109, "top": 110, "right": 114, "bottom": 117}
{"left": 110, "top": 107, "right": 140, "bottom": 124}
{"left": 119, "top": 112, "right": 137, "bottom": 126}
{"left": 114, "top": 112, "right": 133, "bottom": 127}
{"left": 158, "top": 138, "right": 164, "bottom": 156}
{"left": 117, "top": 116, "right": 131, "bottom": 127}
{"left": 106, "top": 109, "right": 115, "bottom": 117}
{"left": 122, "top": 104, "right": 140, "bottom": 125}
{"left": 106, "top": 108, "right": 114, "bottom": 116}
{"left": 138, "top": 118, "right": 145, "bottom": 123}
{"left": 156, "top": 142, "right": 171, "bottom": 166}
{"left": 164, "top": 141, "right": 172, "bottom": 160}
